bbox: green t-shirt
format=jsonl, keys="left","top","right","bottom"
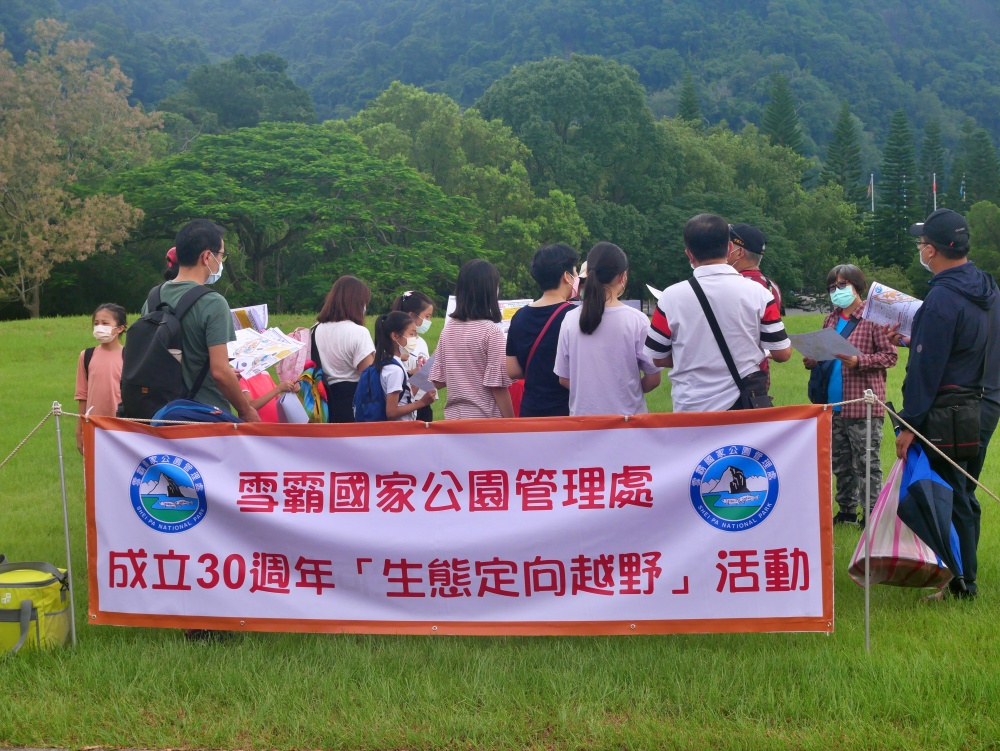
{"left": 141, "top": 281, "right": 236, "bottom": 411}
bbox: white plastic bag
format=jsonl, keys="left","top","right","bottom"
{"left": 277, "top": 392, "right": 310, "bottom": 424}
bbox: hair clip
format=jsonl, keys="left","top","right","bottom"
{"left": 402, "top": 290, "right": 413, "bottom": 298}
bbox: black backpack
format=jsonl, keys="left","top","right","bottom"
{"left": 120, "top": 284, "right": 214, "bottom": 419}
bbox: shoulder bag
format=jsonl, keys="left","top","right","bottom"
{"left": 920, "top": 315, "right": 990, "bottom": 462}
{"left": 806, "top": 316, "right": 859, "bottom": 405}
{"left": 509, "top": 302, "right": 573, "bottom": 417}
{"left": 689, "top": 278, "right": 773, "bottom": 410}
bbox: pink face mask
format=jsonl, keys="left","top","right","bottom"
{"left": 570, "top": 274, "right": 581, "bottom": 299}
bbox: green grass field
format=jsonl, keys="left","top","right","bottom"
{"left": 1, "top": 311, "right": 999, "bottom": 751}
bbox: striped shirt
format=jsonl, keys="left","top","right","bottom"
{"left": 740, "top": 267, "right": 779, "bottom": 388}
{"left": 644, "top": 264, "right": 790, "bottom": 413}
{"left": 429, "top": 318, "right": 511, "bottom": 420}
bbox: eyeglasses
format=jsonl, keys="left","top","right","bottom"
{"left": 728, "top": 224, "right": 745, "bottom": 247}
{"left": 215, "top": 250, "right": 229, "bottom": 262}
{"left": 827, "top": 280, "right": 851, "bottom": 293}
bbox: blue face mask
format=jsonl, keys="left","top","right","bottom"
{"left": 206, "top": 253, "right": 224, "bottom": 285}
{"left": 829, "top": 285, "right": 855, "bottom": 308}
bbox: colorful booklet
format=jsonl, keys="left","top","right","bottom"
{"left": 862, "top": 282, "right": 922, "bottom": 338}
{"left": 230, "top": 304, "right": 269, "bottom": 333}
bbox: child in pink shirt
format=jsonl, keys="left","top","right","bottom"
{"left": 238, "top": 372, "right": 299, "bottom": 423}
{"left": 75, "top": 304, "right": 127, "bottom": 454}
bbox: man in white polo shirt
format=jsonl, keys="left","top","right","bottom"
{"left": 644, "top": 213, "right": 792, "bottom": 412}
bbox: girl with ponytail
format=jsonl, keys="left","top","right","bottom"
{"left": 373, "top": 311, "right": 436, "bottom": 421}
{"left": 553, "top": 242, "right": 661, "bottom": 415}
{"left": 391, "top": 290, "right": 436, "bottom": 421}
{"left": 579, "top": 242, "right": 627, "bottom": 334}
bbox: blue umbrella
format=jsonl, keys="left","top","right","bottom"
{"left": 896, "top": 444, "right": 965, "bottom": 591}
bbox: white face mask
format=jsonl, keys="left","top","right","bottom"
{"left": 206, "top": 253, "right": 224, "bottom": 285}
{"left": 93, "top": 325, "right": 116, "bottom": 343}
{"left": 918, "top": 245, "right": 933, "bottom": 273}
{"left": 416, "top": 317, "right": 432, "bottom": 335}
{"left": 399, "top": 336, "right": 418, "bottom": 354}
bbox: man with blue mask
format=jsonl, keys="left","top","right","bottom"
{"left": 890, "top": 208, "right": 996, "bottom": 599}
{"left": 139, "top": 219, "right": 259, "bottom": 421}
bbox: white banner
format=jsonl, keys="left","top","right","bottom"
{"left": 85, "top": 408, "right": 833, "bottom": 635}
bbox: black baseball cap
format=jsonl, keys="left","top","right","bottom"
{"left": 729, "top": 223, "right": 767, "bottom": 255}
{"left": 909, "top": 209, "right": 970, "bottom": 250}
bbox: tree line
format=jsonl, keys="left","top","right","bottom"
{"left": 2, "top": 22, "right": 1000, "bottom": 320}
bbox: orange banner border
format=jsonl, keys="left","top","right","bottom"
{"left": 84, "top": 405, "right": 835, "bottom": 636}
{"left": 88, "top": 612, "right": 831, "bottom": 635}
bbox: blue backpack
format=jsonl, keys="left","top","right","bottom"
{"left": 353, "top": 360, "right": 408, "bottom": 422}
{"left": 151, "top": 399, "right": 243, "bottom": 426}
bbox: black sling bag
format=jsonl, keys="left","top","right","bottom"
{"left": 689, "top": 278, "right": 774, "bottom": 410}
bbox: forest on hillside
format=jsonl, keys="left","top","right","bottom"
{"left": 2, "top": 0, "right": 1000, "bottom": 152}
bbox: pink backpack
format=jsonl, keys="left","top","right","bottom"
{"left": 276, "top": 326, "right": 313, "bottom": 383}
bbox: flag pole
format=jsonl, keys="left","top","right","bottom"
{"left": 864, "top": 395, "right": 872, "bottom": 654}
{"left": 52, "top": 402, "right": 78, "bottom": 647}
{"left": 869, "top": 174, "right": 875, "bottom": 258}
{"left": 933, "top": 172, "right": 938, "bottom": 211}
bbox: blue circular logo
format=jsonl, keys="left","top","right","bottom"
{"left": 129, "top": 455, "right": 207, "bottom": 533}
{"left": 690, "top": 445, "right": 779, "bottom": 531}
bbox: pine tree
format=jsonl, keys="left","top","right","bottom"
{"left": 918, "top": 119, "right": 946, "bottom": 214}
{"left": 948, "top": 120, "right": 976, "bottom": 209}
{"left": 761, "top": 73, "right": 804, "bottom": 154}
{"left": 820, "top": 101, "right": 864, "bottom": 206}
{"left": 964, "top": 128, "right": 1000, "bottom": 204}
{"left": 875, "top": 109, "right": 920, "bottom": 268}
{"left": 677, "top": 71, "right": 702, "bottom": 127}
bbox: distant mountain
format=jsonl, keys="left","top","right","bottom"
{"left": 702, "top": 467, "right": 769, "bottom": 496}
{"left": 141, "top": 473, "right": 197, "bottom": 498}
{"left": 4, "top": 0, "right": 999, "bottom": 149}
